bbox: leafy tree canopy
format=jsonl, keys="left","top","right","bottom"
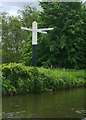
{"left": 2, "top": 2, "right": 86, "bottom": 69}
{"left": 2, "top": 5, "right": 39, "bottom": 63}
{"left": 36, "top": 2, "right": 86, "bottom": 69}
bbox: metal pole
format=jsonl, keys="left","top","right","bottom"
{"left": 32, "top": 45, "right": 37, "bottom": 66}
{"left": 32, "top": 21, "right": 37, "bottom": 66}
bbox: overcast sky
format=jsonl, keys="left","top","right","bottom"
{"left": 1, "top": 2, "right": 42, "bottom": 16}
{"left": 0, "top": 0, "right": 86, "bottom": 17}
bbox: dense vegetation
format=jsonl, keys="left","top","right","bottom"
{"left": 2, "top": 63, "right": 86, "bottom": 96}
{"left": 1, "top": 2, "right": 86, "bottom": 96}
{"left": 21, "top": 2, "right": 86, "bottom": 69}
{"left": 1, "top": 2, "right": 86, "bottom": 69}
{"left": 2, "top": 6, "right": 39, "bottom": 63}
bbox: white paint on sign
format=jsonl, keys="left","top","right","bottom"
{"left": 21, "top": 21, "right": 54, "bottom": 45}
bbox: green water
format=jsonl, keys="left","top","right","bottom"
{"left": 2, "top": 88, "right": 86, "bottom": 119}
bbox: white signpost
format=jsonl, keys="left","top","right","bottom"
{"left": 21, "top": 21, "right": 53, "bottom": 66}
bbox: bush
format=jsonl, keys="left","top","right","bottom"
{"left": 1, "top": 63, "right": 86, "bottom": 95}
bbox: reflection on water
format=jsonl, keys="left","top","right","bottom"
{"left": 2, "top": 87, "right": 86, "bottom": 118}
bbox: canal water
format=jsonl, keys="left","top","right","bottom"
{"left": 2, "top": 87, "right": 86, "bottom": 119}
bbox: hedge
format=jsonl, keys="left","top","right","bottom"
{"left": 1, "top": 63, "right": 86, "bottom": 95}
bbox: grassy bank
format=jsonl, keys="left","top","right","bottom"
{"left": 1, "top": 63, "right": 86, "bottom": 96}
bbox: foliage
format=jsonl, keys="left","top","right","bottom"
{"left": 18, "top": 5, "right": 40, "bottom": 27}
{"left": 20, "top": 33, "right": 32, "bottom": 66}
{"left": 2, "top": 13, "right": 24, "bottom": 63}
{"left": 22, "top": 2, "right": 86, "bottom": 69}
{"left": 37, "top": 2, "right": 86, "bottom": 69}
{"left": 2, "top": 63, "right": 86, "bottom": 95}
{"left": 2, "top": 5, "right": 40, "bottom": 63}
{"left": 2, "top": 3, "right": 86, "bottom": 69}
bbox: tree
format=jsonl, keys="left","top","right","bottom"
{"left": 20, "top": 32, "right": 32, "bottom": 66}
{"left": 18, "top": 5, "right": 40, "bottom": 28}
{"left": 2, "top": 5, "right": 40, "bottom": 63}
{"left": 37, "top": 2, "right": 86, "bottom": 69}
{"left": 2, "top": 13, "right": 25, "bottom": 63}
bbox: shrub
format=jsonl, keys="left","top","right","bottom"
{"left": 1, "top": 63, "right": 86, "bottom": 95}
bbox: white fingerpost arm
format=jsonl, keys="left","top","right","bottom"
{"left": 21, "top": 27, "right": 33, "bottom": 31}
{"left": 37, "top": 30, "right": 47, "bottom": 34}
{"left": 21, "top": 23, "right": 54, "bottom": 42}
{"left": 38, "top": 28, "right": 54, "bottom": 31}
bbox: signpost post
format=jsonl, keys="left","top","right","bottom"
{"left": 21, "top": 21, "right": 53, "bottom": 66}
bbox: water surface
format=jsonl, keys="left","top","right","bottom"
{"left": 2, "top": 87, "right": 86, "bottom": 118}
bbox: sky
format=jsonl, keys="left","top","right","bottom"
{"left": 0, "top": 0, "right": 86, "bottom": 17}
{"left": 1, "top": 2, "right": 42, "bottom": 16}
